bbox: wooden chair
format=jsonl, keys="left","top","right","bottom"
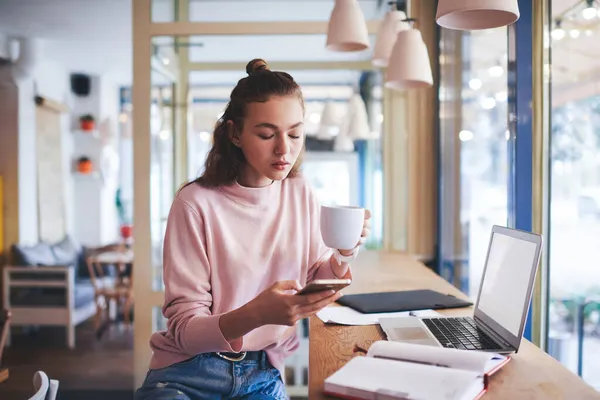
{"left": 86, "top": 249, "right": 134, "bottom": 337}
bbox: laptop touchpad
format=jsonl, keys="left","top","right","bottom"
{"left": 391, "top": 326, "right": 431, "bottom": 341}
{"left": 380, "top": 317, "right": 439, "bottom": 347}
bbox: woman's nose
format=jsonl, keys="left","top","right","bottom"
{"left": 274, "top": 136, "right": 289, "bottom": 155}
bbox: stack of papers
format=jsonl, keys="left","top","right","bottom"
{"left": 316, "top": 306, "right": 442, "bottom": 326}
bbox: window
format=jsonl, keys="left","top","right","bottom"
{"left": 547, "top": 0, "right": 600, "bottom": 388}
{"left": 438, "top": 28, "right": 509, "bottom": 296}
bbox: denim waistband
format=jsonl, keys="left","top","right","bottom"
{"left": 213, "top": 350, "right": 269, "bottom": 369}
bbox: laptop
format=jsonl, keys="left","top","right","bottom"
{"left": 379, "top": 225, "right": 543, "bottom": 354}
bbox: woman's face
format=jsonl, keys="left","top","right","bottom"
{"left": 233, "top": 95, "right": 304, "bottom": 187}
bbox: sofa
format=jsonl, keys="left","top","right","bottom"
{"left": 2, "top": 236, "right": 98, "bottom": 348}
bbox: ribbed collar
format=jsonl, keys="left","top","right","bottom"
{"left": 219, "top": 179, "right": 281, "bottom": 207}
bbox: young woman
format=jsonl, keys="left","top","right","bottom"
{"left": 134, "top": 59, "right": 371, "bottom": 400}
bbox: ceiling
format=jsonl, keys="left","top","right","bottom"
{"left": 155, "top": 0, "right": 385, "bottom": 22}
{"left": 187, "top": 70, "right": 363, "bottom": 86}
{"left": 0, "top": 0, "right": 383, "bottom": 85}
{"left": 550, "top": 0, "right": 600, "bottom": 105}
{"left": 1, "top": 0, "right": 597, "bottom": 102}
{"left": 463, "top": 0, "right": 600, "bottom": 107}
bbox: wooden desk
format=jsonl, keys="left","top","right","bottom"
{"left": 309, "top": 251, "right": 600, "bottom": 399}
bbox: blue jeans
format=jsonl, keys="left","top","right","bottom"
{"left": 134, "top": 351, "right": 288, "bottom": 400}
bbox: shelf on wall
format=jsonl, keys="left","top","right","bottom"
{"left": 72, "top": 129, "right": 101, "bottom": 138}
{"left": 73, "top": 171, "right": 101, "bottom": 180}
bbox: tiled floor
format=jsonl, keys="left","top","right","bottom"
{"left": 0, "top": 321, "right": 310, "bottom": 399}
{"left": 0, "top": 321, "right": 133, "bottom": 398}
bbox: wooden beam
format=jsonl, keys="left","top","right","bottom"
{"left": 188, "top": 60, "right": 375, "bottom": 71}
{"left": 174, "top": 0, "right": 190, "bottom": 188}
{"left": 148, "top": 20, "right": 381, "bottom": 36}
{"left": 132, "top": 0, "right": 154, "bottom": 390}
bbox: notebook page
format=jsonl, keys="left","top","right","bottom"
{"left": 317, "top": 306, "right": 443, "bottom": 326}
{"left": 325, "top": 356, "right": 483, "bottom": 400}
{"left": 367, "top": 341, "right": 507, "bottom": 374}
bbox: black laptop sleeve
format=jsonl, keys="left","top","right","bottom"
{"left": 336, "top": 289, "right": 473, "bottom": 313}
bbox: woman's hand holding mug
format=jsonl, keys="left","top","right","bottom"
{"left": 339, "top": 209, "right": 371, "bottom": 256}
{"left": 320, "top": 206, "right": 372, "bottom": 279}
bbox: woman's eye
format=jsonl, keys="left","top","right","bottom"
{"left": 258, "top": 134, "right": 275, "bottom": 140}
{"left": 289, "top": 135, "right": 301, "bottom": 139}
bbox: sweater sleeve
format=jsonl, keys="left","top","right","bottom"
{"left": 161, "top": 196, "right": 242, "bottom": 355}
{"left": 305, "top": 186, "right": 353, "bottom": 282}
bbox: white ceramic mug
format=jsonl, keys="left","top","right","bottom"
{"left": 320, "top": 205, "right": 365, "bottom": 250}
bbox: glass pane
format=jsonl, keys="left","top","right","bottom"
{"left": 439, "top": 28, "right": 509, "bottom": 296}
{"left": 548, "top": 0, "right": 600, "bottom": 388}
{"left": 186, "top": 35, "right": 376, "bottom": 63}
{"left": 118, "top": 88, "right": 134, "bottom": 236}
{"left": 153, "top": 306, "right": 167, "bottom": 332}
{"left": 151, "top": 0, "right": 175, "bottom": 22}
{"left": 119, "top": 78, "right": 175, "bottom": 293}
{"left": 303, "top": 154, "right": 358, "bottom": 206}
{"left": 150, "top": 85, "right": 174, "bottom": 291}
{"left": 187, "top": 0, "right": 385, "bottom": 22}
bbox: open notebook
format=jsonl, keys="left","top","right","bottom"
{"left": 324, "top": 341, "right": 510, "bottom": 400}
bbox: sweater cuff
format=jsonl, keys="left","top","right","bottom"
{"left": 313, "top": 255, "right": 353, "bottom": 281}
{"left": 182, "top": 314, "right": 244, "bottom": 354}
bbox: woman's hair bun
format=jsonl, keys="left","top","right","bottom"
{"left": 246, "top": 58, "right": 270, "bottom": 75}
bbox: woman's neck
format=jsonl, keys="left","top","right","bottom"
{"left": 238, "top": 165, "right": 273, "bottom": 188}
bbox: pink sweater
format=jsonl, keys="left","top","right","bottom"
{"left": 148, "top": 176, "right": 349, "bottom": 372}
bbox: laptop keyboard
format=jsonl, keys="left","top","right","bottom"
{"left": 422, "top": 317, "right": 503, "bottom": 351}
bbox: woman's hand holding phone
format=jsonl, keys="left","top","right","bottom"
{"left": 246, "top": 280, "right": 342, "bottom": 327}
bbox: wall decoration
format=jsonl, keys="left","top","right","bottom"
{"left": 35, "top": 96, "right": 69, "bottom": 243}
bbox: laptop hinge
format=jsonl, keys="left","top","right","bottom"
{"left": 473, "top": 315, "right": 514, "bottom": 349}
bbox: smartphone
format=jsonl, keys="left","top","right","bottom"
{"left": 296, "top": 279, "right": 352, "bottom": 295}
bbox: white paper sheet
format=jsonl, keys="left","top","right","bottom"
{"left": 316, "top": 306, "right": 442, "bottom": 326}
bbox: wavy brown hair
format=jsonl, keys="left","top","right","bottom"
{"left": 190, "top": 59, "right": 305, "bottom": 188}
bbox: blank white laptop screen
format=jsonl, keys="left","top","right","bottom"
{"left": 477, "top": 232, "right": 538, "bottom": 336}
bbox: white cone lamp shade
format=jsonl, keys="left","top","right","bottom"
{"left": 436, "top": 0, "right": 519, "bottom": 30}
{"left": 317, "top": 101, "right": 337, "bottom": 140}
{"left": 339, "top": 94, "right": 372, "bottom": 139}
{"left": 333, "top": 134, "right": 355, "bottom": 152}
{"left": 385, "top": 29, "right": 433, "bottom": 90}
{"left": 372, "top": 10, "right": 409, "bottom": 67}
{"left": 326, "top": 0, "right": 370, "bottom": 52}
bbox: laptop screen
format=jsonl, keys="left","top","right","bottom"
{"left": 476, "top": 230, "right": 539, "bottom": 337}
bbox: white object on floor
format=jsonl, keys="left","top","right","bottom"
{"left": 29, "top": 370, "right": 59, "bottom": 400}
{"left": 316, "top": 306, "right": 442, "bottom": 326}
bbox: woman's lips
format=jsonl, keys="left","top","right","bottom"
{"left": 271, "top": 161, "right": 290, "bottom": 171}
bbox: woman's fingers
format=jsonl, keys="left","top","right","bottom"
{"left": 297, "top": 291, "right": 342, "bottom": 315}
{"left": 297, "top": 289, "right": 336, "bottom": 305}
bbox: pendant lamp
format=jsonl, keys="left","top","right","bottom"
{"left": 326, "top": 0, "right": 370, "bottom": 52}
{"left": 385, "top": 28, "right": 433, "bottom": 90}
{"left": 333, "top": 134, "right": 355, "bottom": 152}
{"left": 372, "top": 10, "right": 409, "bottom": 67}
{"left": 436, "top": 0, "right": 520, "bottom": 30}
{"left": 339, "top": 93, "right": 372, "bottom": 139}
{"left": 317, "top": 101, "right": 337, "bottom": 140}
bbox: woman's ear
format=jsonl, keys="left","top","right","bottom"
{"left": 227, "top": 120, "right": 241, "bottom": 147}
